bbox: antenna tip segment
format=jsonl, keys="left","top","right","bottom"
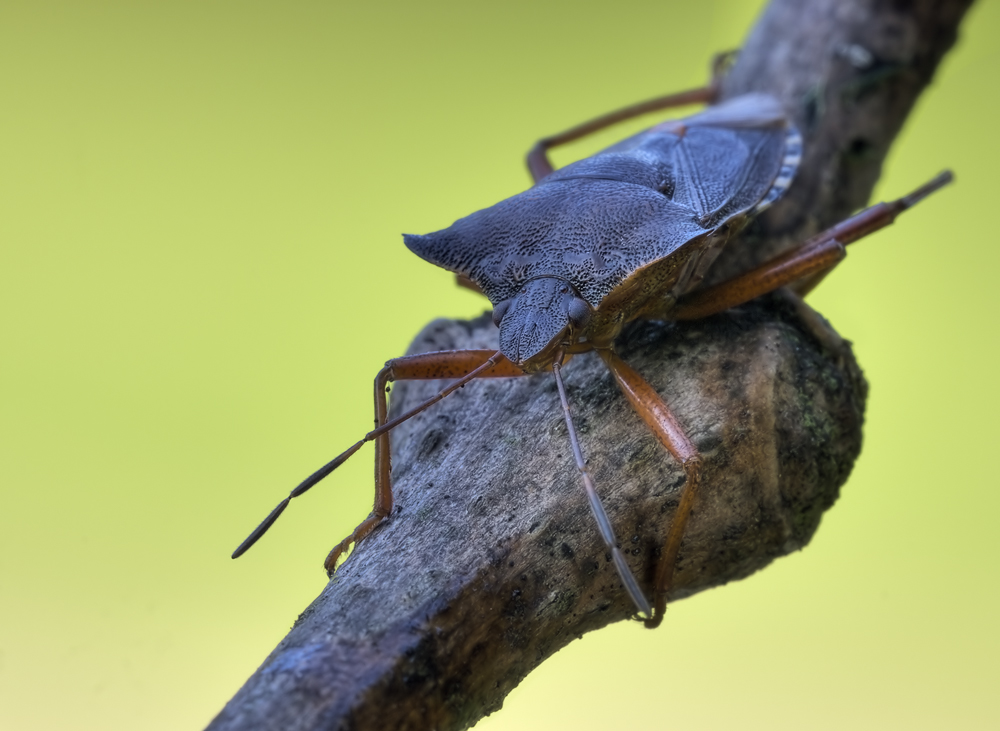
{"left": 231, "top": 497, "right": 291, "bottom": 559}
{"left": 901, "top": 169, "right": 954, "bottom": 209}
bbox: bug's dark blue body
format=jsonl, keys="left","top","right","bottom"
{"left": 233, "top": 77, "right": 949, "bottom": 628}
{"left": 404, "top": 93, "right": 801, "bottom": 369}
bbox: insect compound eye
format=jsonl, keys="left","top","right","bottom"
{"left": 492, "top": 299, "right": 512, "bottom": 327}
{"left": 567, "top": 297, "right": 592, "bottom": 330}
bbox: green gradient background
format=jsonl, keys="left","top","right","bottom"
{"left": 1, "top": 1, "right": 997, "bottom": 729}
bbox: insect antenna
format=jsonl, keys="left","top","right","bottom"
{"left": 551, "top": 359, "right": 653, "bottom": 619}
{"left": 900, "top": 170, "right": 953, "bottom": 208}
{"left": 232, "top": 351, "right": 504, "bottom": 559}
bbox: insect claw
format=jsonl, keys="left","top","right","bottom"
{"left": 642, "top": 611, "right": 665, "bottom": 630}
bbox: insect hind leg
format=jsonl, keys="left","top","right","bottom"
{"left": 671, "top": 171, "right": 953, "bottom": 320}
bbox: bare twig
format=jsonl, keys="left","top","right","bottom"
{"left": 207, "top": 1, "right": 972, "bottom": 729}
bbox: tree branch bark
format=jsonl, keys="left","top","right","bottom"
{"left": 207, "top": 1, "right": 972, "bottom": 729}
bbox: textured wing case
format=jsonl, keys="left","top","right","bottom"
{"left": 405, "top": 93, "right": 801, "bottom": 308}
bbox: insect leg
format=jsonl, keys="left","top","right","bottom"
{"left": 672, "top": 171, "right": 953, "bottom": 320}
{"left": 527, "top": 85, "right": 717, "bottom": 183}
{"left": 231, "top": 350, "right": 524, "bottom": 567}
{"left": 672, "top": 238, "right": 848, "bottom": 320}
{"left": 322, "top": 349, "right": 526, "bottom": 572}
{"left": 597, "top": 349, "right": 702, "bottom": 629}
{"left": 527, "top": 55, "right": 732, "bottom": 183}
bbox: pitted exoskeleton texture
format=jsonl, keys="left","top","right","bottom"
{"left": 494, "top": 277, "right": 590, "bottom": 366}
{"left": 404, "top": 93, "right": 799, "bottom": 320}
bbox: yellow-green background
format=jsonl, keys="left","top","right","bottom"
{"left": 1, "top": 1, "right": 996, "bottom": 729}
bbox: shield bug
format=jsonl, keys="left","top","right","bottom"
{"left": 232, "top": 77, "right": 951, "bottom": 628}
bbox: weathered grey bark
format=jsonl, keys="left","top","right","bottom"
{"left": 710, "top": 0, "right": 971, "bottom": 282}
{"left": 207, "top": 1, "right": 971, "bottom": 730}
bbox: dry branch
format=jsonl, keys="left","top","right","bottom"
{"left": 207, "top": 1, "right": 972, "bottom": 729}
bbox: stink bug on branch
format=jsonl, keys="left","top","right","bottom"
{"left": 233, "top": 68, "right": 951, "bottom": 628}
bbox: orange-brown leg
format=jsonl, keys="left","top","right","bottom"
{"left": 672, "top": 171, "right": 953, "bottom": 320}
{"left": 231, "top": 349, "right": 526, "bottom": 568}
{"left": 527, "top": 55, "right": 734, "bottom": 182}
{"left": 609, "top": 172, "right": 954, "bottom": 623}
{"left": 527, "top": 85, "right": 717, "bottom": 182}
{"left": 672, "top": 238, "right": 847, "bottom": 320}
{"left": 322, "top": 349, "right": 526, "bottom": 572}
{"left": 598, "top": 349, "right": 701, "bottom": 628}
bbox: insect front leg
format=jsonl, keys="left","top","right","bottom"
{"left": 323, "top": 349, "right": 527, "bottom": 573}
{"left": 597, "top": 349, "right": 702, "bottom": 629}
